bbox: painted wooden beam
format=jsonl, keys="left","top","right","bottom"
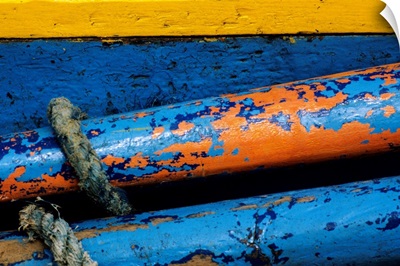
{"left": 0, "top": 0, "right": 392, "bottom": 38}
{"left": 1, "top": 176, "right": 400, "bottom": 265}
{"left": 0, "top": 36, "right": 399, "bottom": 136}
{"left": 1, "top": 63, "right": 400, "bottom": 202}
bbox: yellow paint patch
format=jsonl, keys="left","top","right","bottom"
{"left": 149, "top": 216, "right": 176, "bottom": 226}
{"left": 296, "top": 196, "right": 316, "bottom": 203}
{"left": 0, "top": 0, "right": 391, "bottom": 38}
{"left": 231, "top": 204, "right": 259, "bottom": 211}
{"left": 170, "top": 254, "right": 219, "bottom": 265}
{"left": 262, "top": 196, "right": 292, "bottom": 208}
{"left": 186, "top": 211, "right": 215, "bottom": 218}
{"left": 0, "top": 239, "right": 45, "bottom": 265}
{"left": 75, "top": 223, "right": 149, "bottom": 239}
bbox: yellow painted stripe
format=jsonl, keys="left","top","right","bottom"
{"left": 0, "top": 0, "right": 392, "bottom": 38}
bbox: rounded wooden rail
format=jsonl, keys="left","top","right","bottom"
{"left": 1, "top": 176, "right": 400, "bottom": 265}
{"left": 1, "top": 63, "right": 400, "bottom": 202}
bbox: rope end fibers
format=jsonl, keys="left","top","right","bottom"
{"left": 19, "top": 202, "right": 98, "bottom": 266}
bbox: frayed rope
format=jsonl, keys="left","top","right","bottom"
{"left": 19, "top": 201, "right": 97, "bottom": 266}
{"left": 47, "top": 97, "right": 132, "bottom": 216}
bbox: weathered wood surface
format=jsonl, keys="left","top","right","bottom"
{"left": 1, "top": 63, "right": 400, "bottom": 202}
{"left": 1, "top": 176, "right": 400, "bottom": 265}
{"left": 0, "top": 36, "right": 399, "bottom": 136}
{"left": 0, "top": 0, "right": 391, "bottom": 38}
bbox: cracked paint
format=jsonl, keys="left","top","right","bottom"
{"left": 1, "top": 176, "right": 400, "bottom": 265}
{"left": 1, "top": 63, "right": 400, "bottom": 201}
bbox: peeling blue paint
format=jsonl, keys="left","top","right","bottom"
{"left": 2, "top": 176, "right": 400, "bottom": 265}
{"left": 0, "top": 35, "right": 399, "bottom": 136}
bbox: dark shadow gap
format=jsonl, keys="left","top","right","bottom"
{"left": 1, "top": 150, "right": 400, "bottom": 232}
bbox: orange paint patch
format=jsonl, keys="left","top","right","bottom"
{"left": 381, "top": 105, "right": 396, "bottom": 117}
{"left": 7, "top": 166, "right": 26, "bottom": 180}
{"left": 381, "top": 92, "right": 395, "bottom": 100}
{"left": 90, "top": 130, "right": 99, "bottom": 136}
{"left": 296, "top": 196, "right": 316, "bottom": 203}
{"left": 336, "top": 78, "right": 351, "bottom": 84}
{"left": 365, "top": 109, "right": 374, "bottom": 118}
{"left": 133, "top": 112, "right": 153, "bottom": 121}
{"left": 102, "top": 154, "right": 125, "bottom": 166}
{"left": 152, "top": 126, "right": 165, "bottom": 139}
{"left": 262, "top": 196, "right": 292, "bottom": 207}
{"left": 371, "top": 73, "right": 397, "bottom": 86}
{"left": 171, "top": 121, "right": 195, "bottom": 136}
{"left": 1, "top": 166, "right": 78, "bottom": 202}
{"left": 364, "top": 93, "right": 376, "bottom": 100}
{"left": 124, "top": 152, "right": 149, "bottom": 169}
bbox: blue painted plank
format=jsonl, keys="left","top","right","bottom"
{"left": 0, "top": 35, "right": 399, "bottom": 135}
{"left": 1, "top": 176, "right": 400, "bottom": 265}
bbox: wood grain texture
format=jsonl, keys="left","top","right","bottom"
{"left": 0, "top": 0, "right": 392, "bottom": 38}
{"left": 0, "top": 35, "right": 399, "bottom": 136}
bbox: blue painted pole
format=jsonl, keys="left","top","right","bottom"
{"left": 1, "top": 63, "right": 400, "bottom": 202}
{"left": 1, "top": 176, "right": 400, "bottom": 265}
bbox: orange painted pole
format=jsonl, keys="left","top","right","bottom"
{"left": 1, "top": 63, "right": 400, "bottom": 201}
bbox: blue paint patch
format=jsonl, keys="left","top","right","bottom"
{"left": 268, "top": 111, "right": 293, "bottom": 131}
{"left": 267, "top": 243, "right": 289, "bottom": 264}
{"left": 231, "top": 148, "right": 239, "bottom": 155}
{"left": 361, "top": 140, "right": 369, "bottom": 144}
{"left": 298, "top": 78, "right": 400, "bottom": 134}
{"left": 316, "top": 87, "right": 337, "bottom": 98}
{"left": 165, "top": 249, "right": 234, "bottom": 265}
{"left": 378, "top": 212, "right": 400, "bottom": 231}
{"left": 281, "top": 233, "right": 294, "bottom": 240}
{"left": 324, "top": 222, "right": 337, "bottom": 231}
{"left": 254, "top": 209, "right": 277, "bottom": 223}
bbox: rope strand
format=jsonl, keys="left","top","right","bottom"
{"left": 19, "top": 204, "right": 97, "bottom": 266}
{"left": 47, "top": 97, "right": 132, "bottom": 216}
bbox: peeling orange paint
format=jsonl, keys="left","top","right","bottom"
{"left": 2, "top": 64, "right": 400, "bottom": 202}
{"left": 152, "top": 126, "right": 165, "bottom": 139}
{"left": 124, "top": 152, "right": 149, "bottom": 169}
{"left": 297, "top": 196, "right": 316, "bottom": 203}
{"left": 336, "top": 78, "right": 351, "bottom": 84}
{"left": 370, "top": 73, "right": 397, "bottom": 86}
{"left": 381, "top": 92, "right": 395, "bottom": 100}
{"left": 171, "top": 121, "right": 195, "bottom": 136}
{"left": 0, "top": 167, "right": 78, "bottom": 202}
{"left": 364, "top": 93, "right": 376, "bottom": 100}
{"left": 381, "top": 105, "right": 396, "bottom": 117}
{"left": 365, "top": 109, "right": 374, "bottom": 118}
{"left": 263, "top": 196, "right": 292, "bottom": 207}
{"left": 102, "top": 154, "right": 126, "bottom": 166}
{"left": 90, "top": 130, "right": 99, "bottom": 136}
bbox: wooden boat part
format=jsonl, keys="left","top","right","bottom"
{"left": 1, "top": 176, "right": 400, "bottom": 265}
{"left": 1, "top": 36, "right": 399, "bottom": 136}
{"left": 1, "top": 63, "right": 400, "bottom": 202}
{"left": 0, "top": 0, "right": 391, "bottom": 38}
